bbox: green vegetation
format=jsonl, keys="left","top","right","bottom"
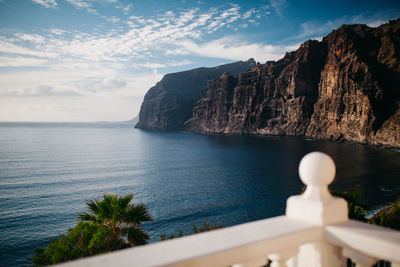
{"left": 368, "top": 201, "right": 400, "bottom": 230}
{"left": 331, "top": 190, "right": 369, "bottom": 221}
{"left": 32, "top": 222, "right": 114, "bottom": 265}
{"left": 32, "top": 193, "right": 152, "bottom": 266}
{"left": 160, "top": 221, "right": 223, "bottom": 241}
{"left": 332, "top": 190, "right": 400, "bottom": 230}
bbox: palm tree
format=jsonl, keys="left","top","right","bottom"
{"left": 78, "top": 193, "right": 153, "bottom": 247}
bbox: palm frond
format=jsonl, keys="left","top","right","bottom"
{"left": 85, "top": 199, "right": 100, "bottom": 213}
{"left": 126, "top": 227, "right": 149, "bottom": 246}
{"left": 123, "top": 204, "right": 153, "bottom": 224}
{"left": 118, "top": 193, "right": 134, "bottom": 210}
{"left": 98, "top": 197, "right": 113, "bottom": 222}
{"left": 78, "top": 212, "right": 99, "bottom": 223}
{"left": 79, "top": 193, "right": 152, "bottom": 246}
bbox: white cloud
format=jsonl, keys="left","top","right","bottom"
{"left": 32, "top": 4, "right": 268, "bottom": 63}
{"left": 77, "top": 76, "right": 127, "bottom": 93}
{"left": 133, "top": 60, "right": 192, "bottom": 69}
{"left": 3, "top": 84, "right": 80, "bottom": 97}
{"left": 128, "top": 15, "right": 145, "bottom": 22}
{"left": 0, "top": 56, "right": 47, "bottom": 67}
{"left": 295, "top": 20, "right": 342, "bottom": 40}
{"left": 16, "top": 33, "right": 45, "bottom": 44}
{"left": 367, "top": 20, "right": 387, "bottom": 27}
{"left": 100, "top": 76, "right": 126, "bottom": 89}
{"left": 178, "top": 36, "right": 298, "bottom": 62}
{"left": 165, "top": 48, "right": 189, "bottom": 56}
{"left": 65, "top": 0, "right": 90, "bottom": 8}
{"left": 106, "top": 16, "right": 120, "bottom": 23}
{"left": 49, "top": 28, "right": 67, "bottom": 35}
{"left": 0, "top": 95, "right": 145, "bottom": 122}
{"left": 64, "top": 0, "right": 98, "bottom": 13}
{"left": 269, "top": 0, "right": 287, "bottom": 16}
{"left": 293, "top": 12, "right": 392, "bottom": 40}
{"left": 20, "top": 85, "right": 53, "bottom": 96}
{"left": 0, "top": 62, "right": 117, "bottom": 96}
{"left": 0, "top": 2, "right": 283, "bottom": 122}
{"left": 117, "top": 4, "right": 133, "bottom": 15}
{"left": 32, "top": 0, "right": 57, "bottom": 8}
{"left": 243, "top": 9, "right": 255, "bottom": 19}
{"left": 0, "top": 3, "right": 287, "bottom": 122}
{"left": 0, "top": 4, "right": 272, "bottom": 65}
{"left": 0, "top": 57, "right": 163, "bottom": 99}
{"left": 0, "top": 39, "right": 58, "bottom": 58}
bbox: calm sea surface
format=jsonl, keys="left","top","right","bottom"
{"left": 0, "top": 122, "right": 399, "bottom": 266}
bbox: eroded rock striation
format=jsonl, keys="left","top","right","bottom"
{"left": 135, "top": 59, "right": 256, "bottom": 130}
{"left": 184, "top": 18, "right": 400, "bottom": 148}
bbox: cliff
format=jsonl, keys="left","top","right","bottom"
{"left": 185, "top": 40, "right": 326, "bottom": 135}
{"left": 135, "top": 59, "right": 256, "bottom": 130}
{"left": 184, "top": 18, "right": 400, "bottom": 148}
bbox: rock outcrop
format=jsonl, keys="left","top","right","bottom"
{"left": 184, "top": 18, "right": 400, "bottom": 148}
{"left": 135, "top": 59, "right": 256, "bottom": 130}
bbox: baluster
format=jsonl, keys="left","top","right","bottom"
{"left": 342, "top": 247, "right": 377, "bottom": 267}
{"left": 268, "top": 247, "right": 298, "bottom": 267}
{"left": 392, "top": 262, "right": 400, "bottom": 267}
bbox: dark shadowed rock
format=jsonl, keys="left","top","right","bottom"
{"left": 135, "top": 59, "right": 256, "bottom": 131}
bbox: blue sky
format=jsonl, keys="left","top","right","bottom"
{"left": 0, "top": 0, "right": 399, "bottom": 122}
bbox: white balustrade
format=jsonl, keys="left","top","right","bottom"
{"left": 57, "top": 152, "right": 400, "bottom": 267}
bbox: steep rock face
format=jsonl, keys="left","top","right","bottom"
{"left": 184, "top": 72, "right": 238, "bottom": 133}
{"left": 135, "top": 59, "right": 256, "bottom": 130}
{"left": 306, "top": 20, "right": 400, "bottom": 145}
{"left": 185, "top": 18, "right": 400, "bottom": 148}
{"left": 185, "top": 40, "right": 327, "bottom": 135}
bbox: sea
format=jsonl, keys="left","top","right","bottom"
{"left": 0, "top": 122, "right": 399, "bottom": 267}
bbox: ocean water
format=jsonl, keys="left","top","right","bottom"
{"left": 0, "top": 122, "right": 399, "bottom": 267}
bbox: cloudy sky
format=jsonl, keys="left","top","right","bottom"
{"left": 0, "top": 0, "right": 399, "bottom": 122}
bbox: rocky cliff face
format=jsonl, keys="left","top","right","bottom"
{"left": 135, "top": 59, "right": 256, "bottom": 130}
{"left": 306, "top": 21, "right": 400, "bottom": 146}
{"left": 185, "top": 40, "right": 327, "bottom": 135}
{"left": 185, "top": 18, "right": 400, "bottom": 148}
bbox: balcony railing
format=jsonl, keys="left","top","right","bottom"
{"left": 57, "top": 152, "right": 400, "bottom": 267}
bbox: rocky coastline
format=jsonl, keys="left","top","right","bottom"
{"left": 136, "top": 18, "right": 400, "bottom": 149}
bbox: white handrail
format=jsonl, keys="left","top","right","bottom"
{"left": 58, "top": 216, "right": 321, "bottom": 267}
{"left": 325, "top": 220, "right": 400, "bottom": 263}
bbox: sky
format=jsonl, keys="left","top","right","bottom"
{"left": 0, "top": 0, "right": 399, "bottom": 122}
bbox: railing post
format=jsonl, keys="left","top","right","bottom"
{"left": 286, "top": 152, "right": 349, "bottom": 267}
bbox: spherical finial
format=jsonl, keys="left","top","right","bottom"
{"left": 299, "top": 152, "right": 336, "bottom": 187}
